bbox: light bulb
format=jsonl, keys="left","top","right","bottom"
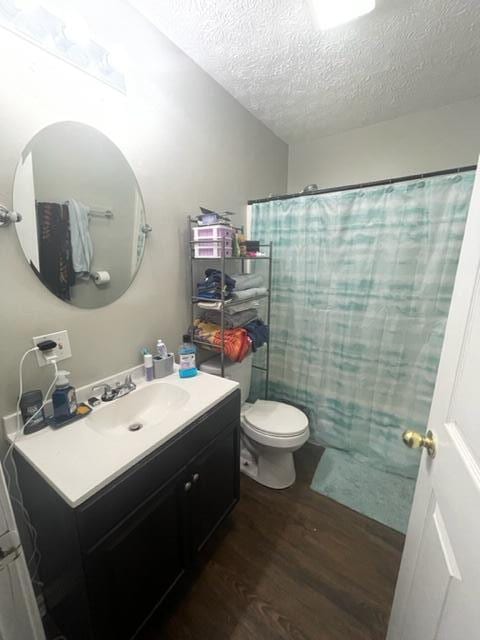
{"left": 14, "top": 0, "right": 38, "bottom": 10}
{"left": 63, "top": 15, "right": 90, "bottom": 45}
{"left": 308, "top": 0, "right": 376, "bottom": 30}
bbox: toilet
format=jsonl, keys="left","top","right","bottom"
{"left": 200, "top": 354, "right": 310, "bottom": 489}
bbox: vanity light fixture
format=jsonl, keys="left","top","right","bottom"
{"left": 308, "top": 0, "right": 376, "bottom": 30}
{"left": 63, "top": 15, "right": 91, "bottom": 46}
{"left": 0, "top": 204, "right": 22, "bottom": 227}
{"left": 13, "top": 0, "right": 37, "bottom": 9}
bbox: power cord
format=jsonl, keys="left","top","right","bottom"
{"left": 2, "top": 346, "right": 59, "bottom": 585}
{"left": 1, "top": 344, "right": 67, "bottom": 640}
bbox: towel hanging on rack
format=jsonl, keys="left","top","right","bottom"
{"left": 67, "top": 199, "right": 93, "bottom": 276}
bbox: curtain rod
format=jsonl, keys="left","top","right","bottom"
{"left": 248, "top": 165, "right": 477, "bottom": 205}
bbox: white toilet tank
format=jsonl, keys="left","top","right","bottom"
{"left": 200, "top": 354, "right": 252, "bottom": 404}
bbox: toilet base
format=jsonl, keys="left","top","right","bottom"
{"left": 240, "top": 441, "right": 296, "bottom": 489}
{"left": 240, "top": 446, "right": 258, "bottom": 479}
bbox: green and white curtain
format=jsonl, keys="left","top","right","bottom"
{"left": 251, "top": 172, "right": 475, "bottom": 477}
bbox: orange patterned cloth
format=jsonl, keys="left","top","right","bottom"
{"left": 193, "top": 320, "right": 251, "bottom": 362}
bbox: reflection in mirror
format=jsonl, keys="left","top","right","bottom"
{"left": 14, "top": 122, "right": 148, "bottom": 309}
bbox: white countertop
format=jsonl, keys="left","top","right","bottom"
{"left": 3, "top": 366, "right": 238, "bottom": 508}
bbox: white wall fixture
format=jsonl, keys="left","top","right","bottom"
{"left": 0, "top": 0, "right": 126, "bottom": 93}
{"left": 308, "top": 0, "right": 375, "bottom": 30}
{"left": 32, "top": 330, "right": 72, "bottom": 367}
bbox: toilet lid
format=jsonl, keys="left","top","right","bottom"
{"left": 243, "top": 400, "right": 308, "bottom": 437}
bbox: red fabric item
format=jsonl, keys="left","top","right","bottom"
{"left": 193, "top": 320, "right": 252, "bottom": 362}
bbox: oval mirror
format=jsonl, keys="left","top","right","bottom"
{"left": 13, "top": 121, "right": 149, "bottom": 308}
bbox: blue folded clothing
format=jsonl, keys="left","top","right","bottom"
{"left": 197, "top": 269, "right": 235, "bottom": 300}
{"left": 204, "top": 269, "right": 236, "bottom": 290}
{"left": 197, "top": 289, "right": 230, "bottom": 300}
{"left": 244, "top": 319, "right": 269, "bottom": 352}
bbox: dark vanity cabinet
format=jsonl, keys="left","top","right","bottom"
{"left": 15, "top": 390, "right": 240, "bottom": 640}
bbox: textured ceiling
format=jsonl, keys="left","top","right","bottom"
{"left": 129, "top": 0, "right": 480, "bottom": 143}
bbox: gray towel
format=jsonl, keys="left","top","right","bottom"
{"left": 224, "top": 299, "right": 260, "bottom": 314}
{"left": 68, "top": 198, "right": 93, "bottom": 275}
{"left": 231, "top": 273, "right": 264, "bottom": 291}
{"left": 202, "top": 308, "right": 258, "bottom": 328}
{"left": 232, "top": 286, "right": 268, "bottom": 301}
{"left": 198, "top": 298, "right": 260, "bottom": 314}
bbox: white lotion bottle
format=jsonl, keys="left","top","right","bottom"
{"left": 144, "top": 354, "right": 154, "bottom": 381}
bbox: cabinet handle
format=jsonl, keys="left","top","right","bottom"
{"left": 192, "top": 473, "right": 200, "bottom": 483}
{"left": 184, "top": 481, "right": 192, "bottom": 492}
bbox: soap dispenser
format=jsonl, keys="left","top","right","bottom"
{"left": 156, "top": 339, "right": 168, "bottom": 359}
{"left": 52, "top": 370, "right": 78, "bottom": 422}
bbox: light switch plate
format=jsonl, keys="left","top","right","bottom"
{"left": 33, "top": 330, "right": 72, "bottom": 367}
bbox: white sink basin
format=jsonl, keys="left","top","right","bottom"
{"left": 4, "top": 366, "right": 239, "bottom": 507}
{"left": 84, "top": 382, "right": 190, "bottom": 438}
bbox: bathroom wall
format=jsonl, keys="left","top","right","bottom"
{"left": 0, "top": 0, "right": 287, "bottom": 419}
{"left": 288, "top": 97, "right": 480, "bottom": 192}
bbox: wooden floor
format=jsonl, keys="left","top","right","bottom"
{"left": 139, "top": 444, "right": 404, "bottom": 640}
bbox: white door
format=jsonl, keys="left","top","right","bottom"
{"left": 0, "top": 464, "right": 45, "bottom": 640}
{"left": 387, "top": 162, "right": 480, "bottom": 640}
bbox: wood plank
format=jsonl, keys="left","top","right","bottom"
{"left": 138, "top": 444, "right": 404, "bottom": 640}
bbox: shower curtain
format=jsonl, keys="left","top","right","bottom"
{"left": 251, "top": 171, "right": 475, "bottom": 478}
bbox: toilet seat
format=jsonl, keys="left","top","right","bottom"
{"left": 242, "top": 400, "right": 309, "bottom": 438}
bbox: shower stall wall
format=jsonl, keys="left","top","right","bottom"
{"left": 250, "top": 170, "right": 475, "bottom": 481}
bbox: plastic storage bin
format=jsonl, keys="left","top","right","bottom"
{"left": 193, "top": 224, "right": 234, "bottom": 258}
{"left": 194, "top": 243, "right": 233, "bottom": 258}
{"left": 193, "top": 225, "right": 234, "bottom": 241}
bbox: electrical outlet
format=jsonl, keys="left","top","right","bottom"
{"left": 33, "top": 330, "right": 72, "bottom": 367}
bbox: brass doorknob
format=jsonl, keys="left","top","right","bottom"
{"left": 402, "top": 429, "right": 436, "bottom": 458}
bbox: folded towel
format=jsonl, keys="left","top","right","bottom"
{"left": 201, "top": 308, "right": 258, "bottom": 328}
{"left": 193, "top": 320, "right": 251, "bottom": 362}
{"left": 231, "top": 273, "right": 264, "bottom": 291}
{"left": 232, "top": 287, "right": 268, "bottom": 301}
{"left": 197, "top": 298, "right": 260, "bottom": 313}
{"left": 198, "top": 300, "right": 232, "bottom": 310}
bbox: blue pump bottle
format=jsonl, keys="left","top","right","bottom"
{"left": 52, "top": 370, "right": 78, "bottom": 422}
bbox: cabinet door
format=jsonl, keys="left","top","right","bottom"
{"left": 190, "top": 420, "right": 240, "bottom": 554}
{"left": 84, "top": 468, "right": 190, "bottom": 640}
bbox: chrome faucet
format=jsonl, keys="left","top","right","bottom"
{"left": 91, "top": 383, "right": 117, "bottom": 402}
{"left": 92, "top": 375, "right": 136, "bottom": 403}
{"left": 114, "top": 374, "right": 137, "bottom": 398}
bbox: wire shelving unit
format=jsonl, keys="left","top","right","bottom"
{"left": 188, "top": 216, "right": 272, "bottom": 398}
